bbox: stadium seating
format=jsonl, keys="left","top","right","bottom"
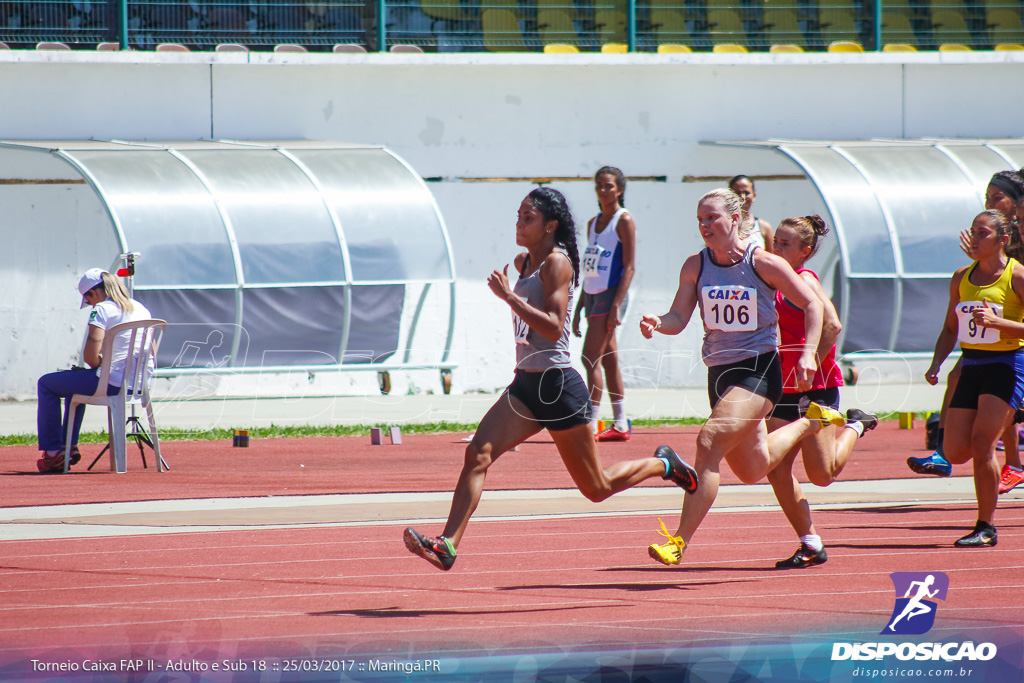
{"left": 657, "top": 43, "right": 693, "bottom": 52}
{"left": 543, "top": 42, "right": 580, "bottom": 52}
{"left": 483, "top": 9, "right": 528, "bottom": 51}
{"left": 274, "top": 44, "right": 308, "bottom": 52}
{"left": 712, "top": 42, "right": 748, "bottom": 52}
{"left": 828, "top": 39, "right": 864, "bottom": 51}
{"left": 882, "top": 42, "right": 918, "bottom": 50}
{"left": 334, "top": 44, "right": 369, "bottom": 53}
{"left": 538, "top": 9, "right": 578, "bottom": 46}
{"left": 601, "top": 42, "right": 628, "bottom": 52}
{"left": 769, "top": 43, "right": 805, "bottom": 52}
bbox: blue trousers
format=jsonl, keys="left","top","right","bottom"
{"left": 37, "top": 368, "right": 118, "bottom": 452}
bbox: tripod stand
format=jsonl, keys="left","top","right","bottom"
{"left": 87, "top": 413, "right": 169, "bottom": 470}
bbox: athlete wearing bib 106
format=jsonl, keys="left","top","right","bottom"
{"left": 639, "top": 188, "right": 845, "bottom": 568}
{"left": 697, "top": 241, "right": 782, "bottom": 409}
{"left": 924, "top": 209, "right": 1024, "bottom": 549}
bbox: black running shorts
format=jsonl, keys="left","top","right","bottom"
{"left": 506, "top": 367, "right": 591, "bottom": 431}
{"left": 706, "top": 350, "right": 784, "bottom": 410}
{"left": 768, "top": 386, "right": 840, "bottom": 423}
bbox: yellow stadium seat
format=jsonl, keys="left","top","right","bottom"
{"left": 882, "top": 42, "right": 917, "bottom": 50}
{"left": 930, "top": 9, "right": 974, "bottom": 46}
{"left": 420, "top": 0, "right": 469, "bottom": 22}
{"left": 938, "top": 42, "right": 972, "bottom": 50}
{"left": 538, "top": 9, "right": 578, "bottom": 46}
{"left": 483, "top": 9, "right": 528, "bottom": 51}
{"left": 881, "top": 12, "right": 917, "bottom": 46}
{"left": 769, "top": 43, "right": 804, "bottom": 52}
{"left": 601, "top": 42, "right": 628, "bottom": 53}
{"left": 763, "top": 8, "right": 805, "bottom": 47}
{"left": 648, "top": 0, "right": 694, "bottom": 20}
{"left": 828, "top": 40, "right": 864, "bottom": 51}
{"left": 650, "top": 9, "right": 690, "bottom": 45}
{"left": 994, "top": 43, "right": 1024, "bottom": 50}
{"left": 707, "top": 9, "right": 747, "bottom": 46}
{"left": 595, "top": 10, "right": 627, "bottom": 43}
{"left": 543, "top": 42, "right": 580, "bottom": 53}
{"left": 987, "top": 9, "right": 1024, "bottom": 46}
{"left": 818, "top": 9, "right": 861, "bottom": 43}
{"left": 713, "top": 42, "right": 748, "bottom": 52}
{"left": 658, "top": 43, "right": 693, "bottom": 52}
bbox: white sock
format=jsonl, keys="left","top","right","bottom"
{"left": 590, "top": 415, "right": 601, "bottom": 434}
{"left": 845, "top": 421, "right": 865, "bottom": 437}
{"left": 800, "top": 534, "right": 823, "bottom": 552}
{"left": 612, "top": 399, "right": 627, "bottom": 431}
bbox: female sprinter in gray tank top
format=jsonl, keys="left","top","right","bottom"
{"left": 639, "top": 188, "right": 846, "bottom": 566}
{"left": 404, "top": 187, "right": 699, "bottom": 571}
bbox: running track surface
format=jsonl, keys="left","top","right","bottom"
{"left": 2, "top": 422, "right": 1023, "bottom": 679}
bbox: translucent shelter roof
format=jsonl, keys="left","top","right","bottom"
{"left": 711, "top": 139, "right": 1024, "bottom": 355}
{"left": 0, "top": 140, "right": 456, "bottom": 375}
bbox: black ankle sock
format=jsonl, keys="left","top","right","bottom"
{"left": 936, "top": 428, "right": 944, "bottom": 456}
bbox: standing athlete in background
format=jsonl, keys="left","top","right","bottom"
{"left": 729, "top": 175, "right": 774, "bottom": 253}
{"left": 573, "top": 166, "right": 636, "bottom": 441}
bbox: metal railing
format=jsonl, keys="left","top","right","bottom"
{"left": 0, "top": 0, "right": 1021, "bottom": 51}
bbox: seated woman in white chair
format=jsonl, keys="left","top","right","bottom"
{"left": 36, "top": 268, "right": 153, "bottom": 473}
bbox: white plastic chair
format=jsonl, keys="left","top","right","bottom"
{"left": 65, "top": 319, "right": 167, "bottom": 474}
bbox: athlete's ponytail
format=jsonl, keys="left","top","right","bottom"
{"left": 527, "top": 187, "right": 580, "bottom": 288}
{"left": 779, "top": 214, "right": 830, "bottom": 259}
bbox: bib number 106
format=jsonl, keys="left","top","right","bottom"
{"left": 702, "top": 286, "right": 757, "bottom": 332}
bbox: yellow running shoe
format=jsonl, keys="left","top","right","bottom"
{"left": 648, "top": 518, "right": 685, "bottom": 565}
{"left": 805, "top": 401, "right": 845, "bottom": 427}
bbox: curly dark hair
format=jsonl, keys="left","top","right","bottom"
{"left": 527, "top": 186, "right": 581, "bottom": 287}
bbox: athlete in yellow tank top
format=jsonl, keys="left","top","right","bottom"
{"left": 956, "top": 258, "right": 1024, "bottom": 352}
{"left": 925, "top": 209, "right": 1024, "bottom": 549}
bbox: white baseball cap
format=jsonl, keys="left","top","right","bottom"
{"left": 78, "top": 268, "right": 106, "bottom": 308}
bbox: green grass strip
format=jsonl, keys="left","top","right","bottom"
{"left": 0, "top": 411, "right": 927, "bottom": 448}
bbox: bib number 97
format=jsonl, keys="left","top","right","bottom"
{"left": 956, "top": 300, "right": 1002, "bottom": 345}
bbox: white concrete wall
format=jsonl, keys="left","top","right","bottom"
{"left": 1, "top": 50, "right": 1022, "bottom": 400}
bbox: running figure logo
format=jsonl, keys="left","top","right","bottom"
{"left": 882, "top": 571, "right": 949, "bottom": 635}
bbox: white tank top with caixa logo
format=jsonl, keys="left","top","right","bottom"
{"left": 696, "top": 243, "right": 778, "bottom": 367}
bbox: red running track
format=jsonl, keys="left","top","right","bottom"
{"left": 2, "top": 422, "right": 1023, "bottom": 680}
